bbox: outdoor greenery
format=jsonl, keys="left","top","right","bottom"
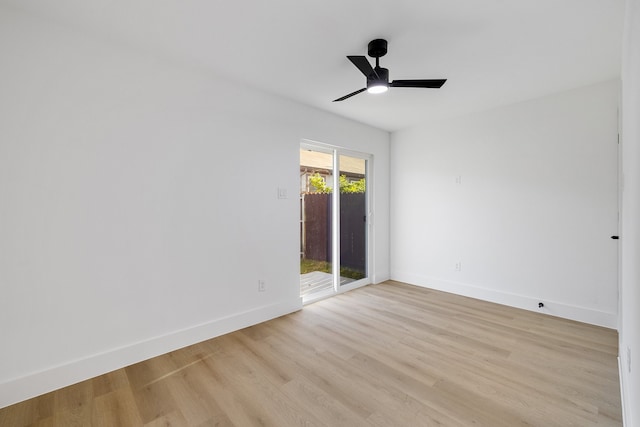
{"left": 300, "top": 258, "right": 366, "bottom": 280}
{"left": 308, "top": 173, "right": 365, "bottom": 194}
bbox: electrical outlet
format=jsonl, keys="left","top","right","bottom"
{"left": 455, "top": 262, "right": 462, "bottom": 272}
{"left": 258, "top": 280, "right": 266, "bottom": 292}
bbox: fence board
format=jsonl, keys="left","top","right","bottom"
{"left": 340, "top": 193, "right": 366, "bottom": 273}
{"left": 302, "top": 193, "right": 331, "bottom": 262}
{"left": 302, "top": 193, "right": 366, "bottom": 275}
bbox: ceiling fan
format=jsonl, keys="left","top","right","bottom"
{"left": 333, "top": 39, "right": 446, "bottom": 102}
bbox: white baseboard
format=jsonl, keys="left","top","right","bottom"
{"left": 619, "top": 356, "right": 628, "bottom": 426}
{"left": 391, "top": 273, "right": 617, "bottom": 329}
{"left": 373, "top": 272, "right": 391, "bottom": 284}
{"left": 0, "top": 298, "right": 302, "bottom": 409}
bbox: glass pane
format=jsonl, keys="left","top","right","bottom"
{"left": 338, "top": 155, "right": 367, "bottom": 285}
{"left": 300, "top": 149, "right": 334, "bottom": 298}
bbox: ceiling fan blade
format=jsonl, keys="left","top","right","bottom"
{"left": 347, "top": 56, "right": 378, "bottom": 78}
{"left": 333, "top": 88, "right": 367, "bottom": 102}
{"left": 391, "top": 79, "right": 447, "bottom": 88}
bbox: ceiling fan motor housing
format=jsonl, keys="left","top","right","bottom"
{"left": 368, "top": 67, "right": 389, "bottom": 88}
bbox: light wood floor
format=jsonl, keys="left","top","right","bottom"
{"left": 0, "top": 280, "right": 622, "bottom": 426}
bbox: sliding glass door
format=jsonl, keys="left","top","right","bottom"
{"left": 299, "top": 143, "right": 370, "bottom": 302}
{"left": 338, "top": 154, "right": 367, "bottom": 286}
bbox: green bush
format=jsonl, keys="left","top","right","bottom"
{"left": 308, "top": 173, "right": 365, "bottom": 194}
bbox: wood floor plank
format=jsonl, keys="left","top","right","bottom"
{"left": 52, "top": 380, "right": 93, "bottom": 426}
{"left": 0, "top": 280, "right": 622, "bottom": 426}
{"left": 91, "top": 388, "right": 143, "bottom": 427}
{"left": 92, "top": 369, "right": 129, "bottom": 398}
{"left": 130, "top": 379, "right": 180, "bottom": 424}
{"left": 0, "top": 393, "right": 54, "bottom": 426}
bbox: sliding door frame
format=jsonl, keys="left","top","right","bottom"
{"left": 300, "top": 140, "right": 373, "bottom": 304}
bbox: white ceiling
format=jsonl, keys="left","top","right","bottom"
{"left": 4, "top": 0, "right": 625, "bottom": 132}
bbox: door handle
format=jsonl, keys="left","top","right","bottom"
{"left": 611, "top": 236, "right": 619, "bottom": 240}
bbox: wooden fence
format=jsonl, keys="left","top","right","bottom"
{"left": 301, "top": 193, "right": 366, "bottom": 273}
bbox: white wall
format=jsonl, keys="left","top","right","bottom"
{"left": 0, "top": 7, "right": 390, "bottom": 408}
{"left": 391, "top": 80, "right": 619, "bottom": 327}
{"left": 619, "top": 0, "right": 640, "bottom": 423}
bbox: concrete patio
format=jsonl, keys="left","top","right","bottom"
{"left": 300, "top": 271, "right": 354, "bottom": 298}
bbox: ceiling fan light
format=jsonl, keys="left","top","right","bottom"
{"left": 367, "top": 84, "right": 388, "bottom": 94}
